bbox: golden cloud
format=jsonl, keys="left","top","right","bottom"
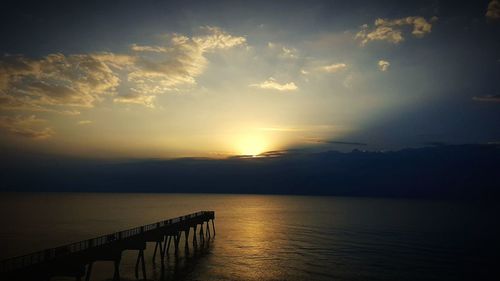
{"left": 0, "top": 53, "right": 122, "bottom": 112}
{"left": 116, "top": 27, "right": 246, "bottom": 106}
{"left": 0, "top": 115, "right": 54, "bottom": 139}
{"left": 378, "top": 60, "right": 390, "bottom": 71}
{"left": 249, "top": 77, "right": 298, "bottom": 91}
{"left": 0, "top": 27, "right": 246, "bottom": 111}
{"left": 356, "top": 16, "right": 437, "bottom": 46}
{"left": 322, "top": 63, "right": 348, "bottom": 73}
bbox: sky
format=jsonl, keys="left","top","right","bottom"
{"left": 0, "top": 0, "right": 499, "bottom": 158}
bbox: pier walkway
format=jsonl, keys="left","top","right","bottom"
{"left": 0, "top": 211, "right": 215, "bottom": 280}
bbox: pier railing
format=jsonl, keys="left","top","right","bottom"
{"left": 0, "top": 211, "right": 214, "bottom": 273}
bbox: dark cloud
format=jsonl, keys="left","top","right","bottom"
{"left": 486, "top": 0, "right": 500, "bottom": 19}
{"left": 309, "top": 138, "right": 368, "bottom": 146}
{"left": 423, "top": 141, "right": 448, "bottom": 146}
{"left": 472, "top": 94, "right": 500, "bottom": 102}
{"left": 2, "top": 144, "right": 499, "bottom": 199}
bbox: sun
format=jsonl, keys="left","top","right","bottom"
{"left": 237, "top": 136, "right": 267, "bottom": 156}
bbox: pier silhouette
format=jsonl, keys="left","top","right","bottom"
{"left": 0, "top": 211, "right": 215, "bottom": 281}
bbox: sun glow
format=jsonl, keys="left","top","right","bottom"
{"left": 237, "top": 136, "right": 268, "bottom": 156}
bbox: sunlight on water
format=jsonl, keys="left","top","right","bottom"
{"left": 0, "top": 193, "right": 497, "bottom": 281}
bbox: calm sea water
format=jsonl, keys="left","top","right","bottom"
{"left": 0, "top": 193, "right": 497, "bottom": 281}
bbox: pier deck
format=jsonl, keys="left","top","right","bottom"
{"left": 0, "top": 211, "right": 215, "bottom": 280}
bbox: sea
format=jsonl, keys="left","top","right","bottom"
{"left": 0, "top": 193, "right": 497, "bottom": 281}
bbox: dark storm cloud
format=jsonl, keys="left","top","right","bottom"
{"left": 2, "top": 144, "right": 500, "bottom": 199}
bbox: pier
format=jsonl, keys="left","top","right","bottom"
{"left": 0, "top": 211, "right": 215, "bottom": 281}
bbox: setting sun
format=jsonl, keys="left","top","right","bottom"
{"left": 237, "top": 136, "right": 268, "bottom": 156}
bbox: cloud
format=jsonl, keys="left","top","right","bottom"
{"left": 472, "top": 94, "right": 500, "bottom": 102}
{"left": 0, "top": 26, "right": 247, "bottom": 139}
{"left": 257, "top": 150, "right": 291, "bottom": 158}
{"left": 322, "top": 63, "right": 347, "bottom": 73}
{"left": 356, "top": 16, "right": 437, "bottom": 45}
{"left": 268, "top": 42, "right": 299, "bottom": 59}
{"left": 423, "top": 141, "right": 448, "bottom": 147}
{"left": 0, "top": 115, "right": 54, "bottom": 139}
{"left": 194, "top": 26, "right": 247, "bottom": 50}
{"left": 113, "top": 92, "right": 157, "bottom": 108}
{"left": 0, "top": 26, "right": 246, "bottom": 111}
{"left": 78, "top": 120, "right": 93, "bottom": 125}
{"left": 123, "top": 35, "right": 207, "bottom": 101}
{"left": 0, "top": 53, "right": 126, "bottom": 113}
{"left": 307, "top": 138, "right": 367, "bottom": 146}
{"left": 486, "top": 0, "right": 500, "bottom": 19}
{"left": 130, "top": 44, "right": 167, "bottom": 53}
{"left": 378, "top": 60, "right": 390, "bottom": 71}
{"left": 117, "top": 26, "right": 246, "bottom": 106}
{"left": 250, "top": 77, "right": 298, "bottom": 91}
{"left": 90, "top": 52, "right": 136, "bottom": 69}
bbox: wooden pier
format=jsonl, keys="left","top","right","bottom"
{"left": 0, "top": 211, "right": 215, "bottom": 281}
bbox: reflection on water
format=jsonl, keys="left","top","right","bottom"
{"left": 150, "top": 239, "right": 213, "bottom": 281}
{"left": 82, "top": 238, "right": 214, "bottom": 281}
{"left": 0, "top": 193, "right": 497, "bottom": 281}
